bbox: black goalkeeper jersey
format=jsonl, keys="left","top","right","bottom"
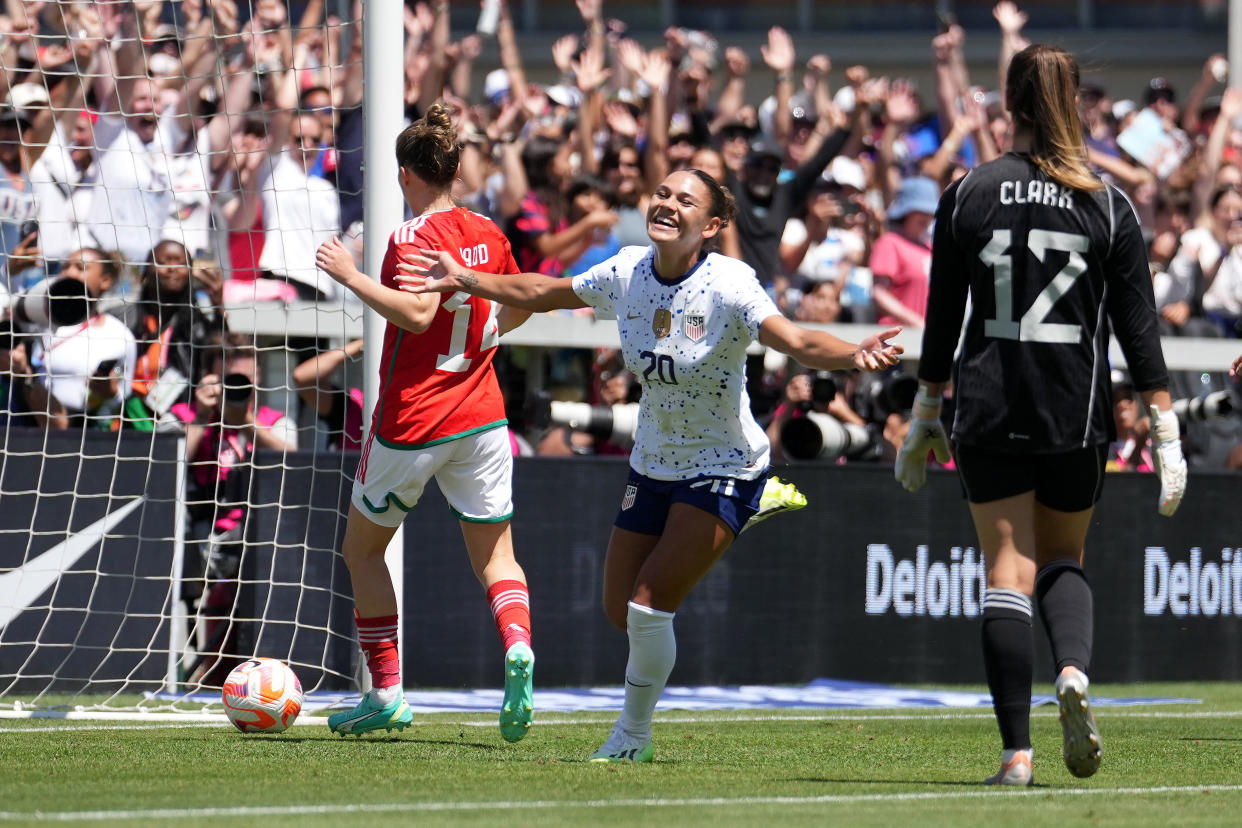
{"left": 919, "top": 152, "right": 1168, "bottom": 453}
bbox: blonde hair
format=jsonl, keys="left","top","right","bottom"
{"left": 1006, "top": 45, "right": 1102, "bottom": 192}
{"left": 394, "top": 101, "right": 460, "bottom": 189}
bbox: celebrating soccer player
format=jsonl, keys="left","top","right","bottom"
{"left": 397, "top": 168, "right": 902, "bottom": 762}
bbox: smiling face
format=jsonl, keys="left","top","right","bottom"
{"left": 152, "top": 241, "right": 191, "bottom": 296}
{"left": 645, "top": 171, "right": 721, "bottom": 254}
{"left": 127, "top": 79, "right": 163, "bottom": 145}
{"left": 742, "top": 154, "right": 781, "bottom": 201}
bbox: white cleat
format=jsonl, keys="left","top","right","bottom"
{"left": 588, "top": 725, "right": 654, "bottom": 763}
{"left": 1056, "top": 666, "right": 1102, "bottom": 778}
{"left": 984, "top": 748, "right": 1034, "bottom": 787}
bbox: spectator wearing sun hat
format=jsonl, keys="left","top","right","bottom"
{"left": 869, "top": 176, "right": 939, "bottom": 328}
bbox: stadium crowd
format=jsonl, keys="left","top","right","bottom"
{"left": 0, "top": 0, "right": 1240, "bottom": 473}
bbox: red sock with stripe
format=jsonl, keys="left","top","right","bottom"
{"left": 487, "top": 580, "right": 532, "bottom": 650}
{"left": 355, "top": 612, "right": 401, "bottom": 690}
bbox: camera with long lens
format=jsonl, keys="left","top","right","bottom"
{"left": 780, "top": 410, "right": 876, "bottom": 460}
{"left": 807, "top": 371, "right": 837, "bottom": 410}
{"left": 527, "top": 390, "right": 639, "bottom": 448}
{"left": 853, "top": 371, "right": 920, "bottom": 424}
{"left": 0, "top": 276, "right": 92, "bottom": 331}
{"left": 221, "top": 373, "right": 255, "bottom": 407}
{"left": 780, "top": 372, "right": 879, "bottom": 461}
{"left": 1171, "top": 390, "right": 1234, "bottom": 425}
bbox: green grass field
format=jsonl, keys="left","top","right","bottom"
{"left": 2, "top": 682, "right": 1240, "bottom": 827}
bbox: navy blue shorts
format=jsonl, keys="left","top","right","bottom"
{"left": 613, "top": 469, "right": 768, "bottom": 537}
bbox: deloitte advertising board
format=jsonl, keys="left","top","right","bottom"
{"left": 765, "top": 466, "right": 1242, "bottom": 684}
{"left": 245, "top": 458, "right": 1240, "bottom": 687}
{"left": 350, "top": 461, "right": 1241, "bottom": 686}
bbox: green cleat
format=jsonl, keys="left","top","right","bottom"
{"left": 499, "top": 642, "right": 534, "bottom": 743}
{"left": 742, "top": 476, "right": 808, "bottom": 532}
{"left": 588, "top": 725, "right": 654, "bottom": 763}
{"left": 327, "top": 691, "right": 413, "bottom": 737}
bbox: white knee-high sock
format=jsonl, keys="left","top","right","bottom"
{"left": 618, "top": 601, "right": 676, "bottom": 739}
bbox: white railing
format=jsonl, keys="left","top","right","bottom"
{"left": 223, "top": 301, "right": 1241, "bottom": 373}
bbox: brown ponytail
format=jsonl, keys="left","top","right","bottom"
{"left": 1005, "top": 45, "right": 1102, "bottom": 192}
{"left": 394, "top": 101, "right": 461, "bottom": 189}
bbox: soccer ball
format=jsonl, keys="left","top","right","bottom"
{"left": 221, "top": 657, "right": 304, "bottom": 733}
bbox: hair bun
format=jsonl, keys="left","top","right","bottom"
{"left": 425, "top": 102, "right": 454, "bottom": 131}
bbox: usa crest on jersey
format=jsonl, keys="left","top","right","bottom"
{"left": 683, "top": 310, "right": 707, "bottom": 342}
{"left": 621, "top": 484, "right": 638, "bottom": 510}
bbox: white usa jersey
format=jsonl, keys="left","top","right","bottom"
{"left": 572, "top": 246, "right": 780, "bottom": 481}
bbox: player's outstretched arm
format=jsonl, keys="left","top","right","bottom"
{"left": 316, "top": 238, "right": 440, "bottom": 334}
{"left": 395, "top": 249, "right": 587, "bottom": 313}
{"left": 758, "top": 315, "right": 903, "bottom": 372}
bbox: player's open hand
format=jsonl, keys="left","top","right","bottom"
{"left": 315, "top": 237, "right": 360, "bottom": 287}
{"left": 395, "top": 249, "right": 470, "bottom": 294}
{"left": 1150, "top": 405, "right": 1187, "bottom": 517}
{"left": 894, "top": 388, "right": 951, "bottom": 493}
{"left": 853, "top": 326, "right": 904, "bottom": 372}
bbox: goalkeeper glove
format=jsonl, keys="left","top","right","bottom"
{"left": 1149, "top": 405, "right": 1187, "bottom": 517}
{"left": 895, "top": 388, "right": 952, "bottom": 493}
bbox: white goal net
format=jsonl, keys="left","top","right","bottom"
{"left": 0, "top": 0, "right": 383, "bottom": 716}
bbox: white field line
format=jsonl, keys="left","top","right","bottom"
{"left": 3, "top": 785, "right": 1242, "bottom": 822}
{"left": 3, "top": 709, "right": 1242, "bottom": 732}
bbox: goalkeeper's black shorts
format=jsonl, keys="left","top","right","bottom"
{"left": 954, "top": 443, "right": 1108, "bottom": 513}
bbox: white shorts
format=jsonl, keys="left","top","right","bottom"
{"left": 352, "top": 426, "right": 514, "bottom": 528}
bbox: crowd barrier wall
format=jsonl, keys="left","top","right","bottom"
{"left": 4, "top": 436, "right": 1239, "bottom": 690}
{"left": 250, "top": 453, "right": 1242, "bottom": 688}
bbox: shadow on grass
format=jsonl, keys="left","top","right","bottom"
{"left": 784, "top": 777, "right": 1049, "bottom": 788}
{"left": 206, "top": 735, "right": 501, "bottom": 750}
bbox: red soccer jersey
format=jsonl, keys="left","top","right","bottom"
{"left": 372, "top": 207, "right": 519, "bottom": 447}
